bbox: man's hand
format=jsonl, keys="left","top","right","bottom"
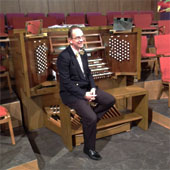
{"left": 84, "top": 91, "right": 96, "bottom": 102}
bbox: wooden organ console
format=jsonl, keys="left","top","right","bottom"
{"left": 10, "top": 27, "right": 148, "bottom": 151}
{"left": 109, "top": 33, "right": 138, "bottom": 73}
{"left": 25, "top": 37, "right": 49, "bottom": 87}
{"left": 44, "top": 28, "right": 148, "bottom": 151}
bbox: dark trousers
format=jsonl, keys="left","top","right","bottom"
{"left": 67, "top": 88, "right": 115, "bottom": 150}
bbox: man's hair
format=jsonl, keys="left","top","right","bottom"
{"left": 68, "top": 25, "right": 82, "bottom": 38}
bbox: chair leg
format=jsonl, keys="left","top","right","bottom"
{"left": 157, "top": 83, "right": 164, "bottom": 100}
{"left": 154, "top": 58, "right": 159, "bottom": 77}
{"left": 6, "top": 72, "right": 12, "bottom": 93}
{"left": 8, "top": 118, "right": 16, "bottom": 145}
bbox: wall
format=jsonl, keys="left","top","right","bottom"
{"left": 0, "top": 0, "right": 159, "bottom": 19}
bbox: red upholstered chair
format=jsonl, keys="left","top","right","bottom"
{"left": 11, "top": 17, "right": 32, "bottom": 29}
{"left": 86, "top": 12, "right": 102, "bottom": 20}
{"left": 65, "top": 15, "right": 85, "bottom": 25}
{"left": 42, "top": 17, "right": 57, "bottom": 28}
{"left": 6, "top": 13, "right": 25, "bottom": 28}
{"left": 87, "top": 15, "right": 107, "bottom": 26}
{"left": 139, "top": 11, "right": 157, "bottom": 24}
{"left": 154, "top": 34, "right": 170, "bottom": 57}
{"left": 158, "top": 20, "right": 170, "bottom": 35}
{"left": 106, "top": 11, "right": 122, "bottom": 25}
{"left": 0, "top": 106, "right": 15, "bottom": 145}
{"left": 123, "top": 11, "right": 138, "bottom": 20}
{"left": 139, "top": 11, "right": 154, "bottom": 20}
{"left": 158, "top": 57, "right": 170, "bottom": 107}
{"left": 141, "top": 36, "right": 158, "bottom": 76}
{"left": 0, "top": 14, "right": 8, "bottom": 37}
{"left": 48, "top": 13, "right": 65, "bottom": 25}
{"left": 133, "top": 14, "right": 156, "bottom": 31}
{"left": 69, "top": 12, "right": 85, "bottom": 16}
{"left": 27, "top": 13, "right": 45, "bottom": 20}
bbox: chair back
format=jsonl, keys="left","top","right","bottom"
{"left": 87, "top": 15, "right": 107, "bottom": 26}
{"left": 69, "top": 12, "right": 85, "bottom": 16}
{"left": 141, "top": 36, "right": 147, "bottom": 57}
{"left": 86, "top": 12, "right": 102, "bottom": 20}
{"left": 48, "top": 13, "right": 65, "bottom": 24}
{"left": 160, "top": 57, "right": 170, "bottom": 82}
{"left": 65, "top": 15, "right": 85, "bottom": 24}
{"left": 42, "top": 17, "right": 57, "bottom": 28}
{"left": 0, "top": 14, "right": 5, "bottom": 33}
{"left": 106, "top": 11, "right": 122, "bottom": 25}
{"left": 12, "top": 17, "right": 32, "bottom": 29}
{"left": 133, "top": 14, "right": 152, "bottom": 28}
{"left": 158, "top": 20, "right": 170, "bottom": 35}
{"left": 123, "top": 11, "right": 138, "bottom": 19}
{"left": 27, "top": 13, "right": 45, "bottom": 20}
{"left": 6, "top": 13, "right": 25, "bottom": 27}
{"left": 154, "top": 34, "right": 170, "bottom": 55}
{"left": 139, "top": 11, "right": 154, "bottom": 19}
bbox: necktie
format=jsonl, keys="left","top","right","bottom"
{"left": 76, "top": 52, "right": 85, "bottom": 75}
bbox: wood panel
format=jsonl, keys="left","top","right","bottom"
{"left": 0, "top": 0, "right": 158, "bottom": 16}
{"left": 120, "top": 0, "right": 152, "bottom": 11}
{"left": 0, "top": 0, "right": 20, "bottom": 13}
{"left": 74, "top": 0, "right": 98, "bottom": 13}
{"left": 19, "top": 0, "right": 48, "bottom": 14}
{"left": 48, "top": 0, "right": 74, "bottom": 15}
{"left": 98, "top": 0, "right": 120, "bottom": 14}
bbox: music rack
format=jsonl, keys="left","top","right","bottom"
{"left": 49, "top": 33, "right": 105, "bottom": 54}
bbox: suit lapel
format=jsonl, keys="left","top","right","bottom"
{"left": 68, "top": 46, "right": 86, "bottom": 80}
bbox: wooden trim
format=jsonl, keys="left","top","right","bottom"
{"left": 152, "top": 111, "right": 170, "bottom": 130}
{"left": 7, "top": 160, "right": 39, "bottom": 170}
{"left": 75, "top": 123, "right": 130, "bottom": 146}
{"left": 19, "top": 32, "right": 31, "bottom": 97}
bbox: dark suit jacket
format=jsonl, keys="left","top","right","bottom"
{"left": 57, "top": 46, "right": 96, "bottom": 105}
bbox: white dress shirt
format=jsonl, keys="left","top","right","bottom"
{"left": 71, "top": 46, "right": 85, "bottom": 75}
{"left": 71, "top": 46, "right": 96, "bottom": 96}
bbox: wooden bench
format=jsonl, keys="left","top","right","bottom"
{"left": 44, "top": 85, "right": 148, "bottom": 151}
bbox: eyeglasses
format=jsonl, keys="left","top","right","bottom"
{"left": 72, "top": 36, "right": 85, "bottom": 41}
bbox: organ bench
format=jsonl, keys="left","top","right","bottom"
{"left": 44, "top": 85, "right": 148, "bottom": 151}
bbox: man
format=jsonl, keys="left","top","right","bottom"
{"left": 57, "top": 26, "right": 115, "bottom": 160}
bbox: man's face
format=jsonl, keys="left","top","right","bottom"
{"left": 69, "top": 28, "right": 85, "bottom": 51}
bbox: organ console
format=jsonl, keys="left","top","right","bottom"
{"left": 49, "top": 33, "right": 114, "bottom": 80}
{"left": 25, "top": 37, "right": 49, "bottom": 87}
{"left": 10, "top": 26, "right": 148, "bottom": 151}
{"left": 108, "top": 31, "right": 140, "bottom": 75}
{"left": 88, "top": 58, "right": 113, "bottom": 80}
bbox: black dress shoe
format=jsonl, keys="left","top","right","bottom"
{"left": 84, "top": 149, "right": 102, "bottom": 160}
